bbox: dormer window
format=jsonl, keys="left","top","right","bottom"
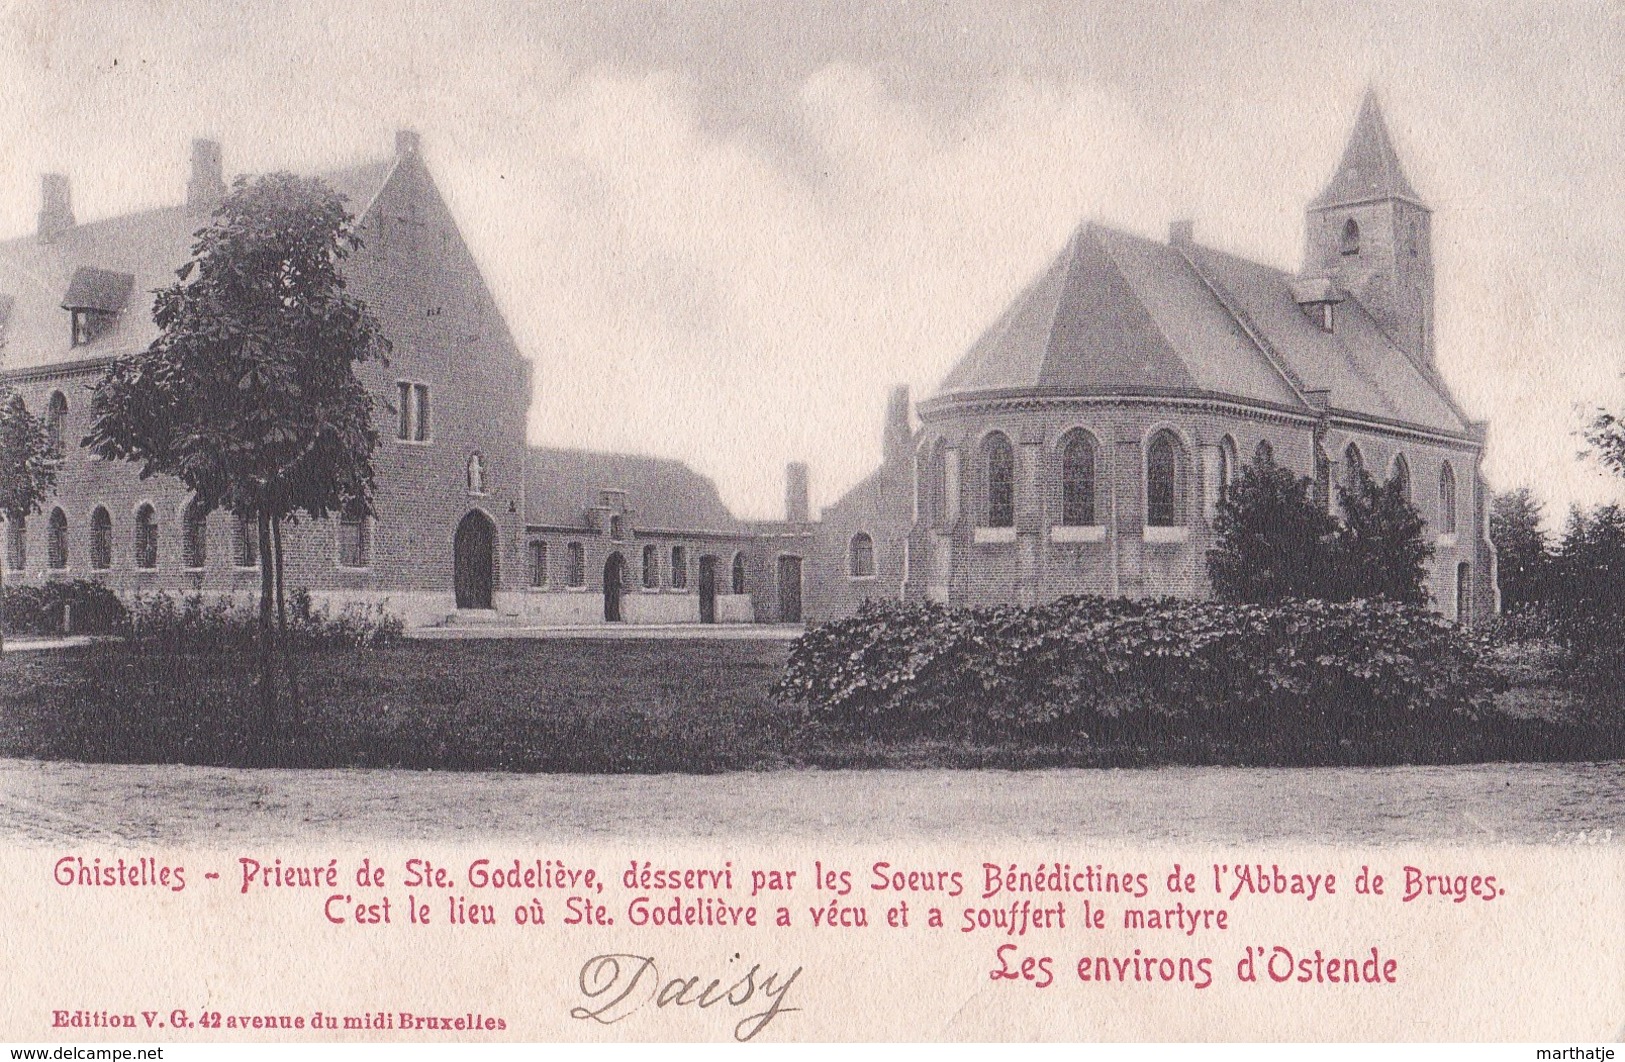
{"left": 71, "top": 309, "right": 107, "bottom": 346}
{"left": 1290, "top": 278, "right": 1343, "bottom": 333}
{"left": 61, "top": 267, "right": 133, "bottom": 348}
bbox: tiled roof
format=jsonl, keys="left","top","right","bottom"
{"left": 1185, "top": 244, "right": 1465, "bottom": 432}
{"left": 61, "top": 266, "right": 134, "bottom": 313}
{"left": 0, "top": 159, "right": 395, "bottom": 373}
{"left": 526, "top": 446, "right": 743, "bottom": 533}
{"left": 929, "top": 222, "right": 1470, "bottom": 436}
{"left": 933, "top": 223, "right": 1301, "bottom": 408}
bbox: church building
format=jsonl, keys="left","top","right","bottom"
{"left": 813, "top": 90, "right": 1498, "bottom": 624}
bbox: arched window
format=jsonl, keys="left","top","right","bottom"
{"left": 1060, "top": 431, "right": 1097, "bottom": 526}
{"left": 1146, "top": 431, "right": 1184, "bottom": 528}
{"left": 929, "top": 438, "right": 949, "bottom": 529}
{"left": 46, "top": 391, "right": 67, "bottom": 453}
{"left": 1254, "top": 439, "right": 1274, "bottom": 466}
{"left": 1314, "top": 442, "right": 1332, "bottom": 510}
{"left": 642, "top": 544, "right": 659, "bottom": 589}
{"left": 1390, "top": 453, "right": 1411, "bottom": 502}
{"left": 182, "top": 499, "right": 207, "bottom": 569}
{"left": 234, "top": 512, "right": 259, "bottom": 568}
{"left": 567, "top": 542, "right": 586, "bottom": 587}
{"left": 1340, "top": 217, "right": 1361, "bottom": 256}
{"left": 48, "top": 508, "right": 68, "bottom": 570}
{"left": 4, "top": 514, "right": 24, "bottom": 572}
{"left": 915, "top": 441, "right": 932, "bottom": 523}
{"left": 670, "top": 545, "right": 688, "bottom": 589}
{"left": 983, "top": 432, "right": 1014, "bottom": 528}
{"left": 89, "top": 507, "right": 112, "bottom": 570}
{"left": 134, "top": 504, "right": 158, "bottom": 570}
{"left": 848, "top": 532, "right": 875, "bottom": 578}
{"left": 929, "top": 439, "right": 949, "bottom": 526}
{"left": 529, "top": 540, "right": 548, "bottom": 588}
{"left": 732, "top": 552, "right": 747, "bottom": 595}
{"left": 1343, "top": 443, "right": 1366, "bottom": 492}
{"left": 1217, "top": 436, "right": 1238, "bottom": 508}
{"left": 1439, "top": 462, "right": 1458, "bottom": 534}
{"left": 338, "top": 499, "right": 370, "bottom": 568}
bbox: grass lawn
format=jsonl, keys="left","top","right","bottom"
{"left": 0, "top": 639, "right": 1617, "bottom": 772}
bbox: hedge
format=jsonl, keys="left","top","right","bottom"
{"left": 1, "top": 582, "right": 401, "bottom": 649}
{"left": 775, "top": 597, "right": 1497, "bottom": 747}
{"left": 124, "top": 588, "right": 403, "bottom": 650}
{"left": 1, "top": 580, "right": 127, "bottom": 635}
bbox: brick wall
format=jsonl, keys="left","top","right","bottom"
{"left": 0, "top": 148, "right": 534, "bottom": 630}
{"left": 801, "top": 397, "right": 1497, "bottom": 623}
{"left": 512, "top": 527, "right": 756, "bottom": 625}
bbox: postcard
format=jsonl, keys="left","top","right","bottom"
{"left": 0, "top": 0, "right": 1621, "bottom": 1045}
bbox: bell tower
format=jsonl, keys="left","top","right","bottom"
{"left": 1304, "top": 89, "right": 1435, "bottom": 369}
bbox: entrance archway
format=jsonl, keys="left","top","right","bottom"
{"left": 777, "top": 555, "right": 803, "bottom": 623}
{"left": 453, "top": 510, "right": 496, "bottom": 610}
{"left": 698, "top": 555, "right": 719, "bottom": 624}
{"left": 604, "top": 552, "right": 626, "bottom": 622}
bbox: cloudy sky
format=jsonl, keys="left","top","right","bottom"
{"left": 0, "top": 0, "right": 1620, "bottom": 522}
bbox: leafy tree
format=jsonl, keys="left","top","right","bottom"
{"left": 1548, "top": 503, "right": 1625, "bottom": 617}
{"left": 1489, "top": 487, "right": 1549, "bottom": 613}
{"left": 1538, "top": 503, "right": 1625, "bottom": 690}
{"left": 1207, "top": 450, "right": 1342, "bottom": 602}
{"left": 86, "top": 173, "right": 389, "bottom": 732}
{"left": 1584, "top": 408, "right": 1625, "bottom": 481}
{"left": 1334, "top": 465, "right": 1434, "bottom": 605}
{"left": 1208, "top": 454, "right": 1433, "bottom": 607}
{"left": 0, "top": 389, "right": 59, "bottom": 653}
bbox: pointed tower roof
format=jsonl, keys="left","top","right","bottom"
{"left": 1309, "top": 89, "right": 1426, "bottom": 211}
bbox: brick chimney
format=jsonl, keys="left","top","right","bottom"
{"left": 785, "top": 462, "right": 809, "bottom": 524}
{"left": 396, "top": 129, "right": 422, "bottom": 158}
{"left": 37, "top": 174, "right": 73, "bottom": 243}
{"left": 186, "top": 139, "right": 225, "bottom": 214}
{"left": 883, "top": 384, "right": 912, "bottom": 467}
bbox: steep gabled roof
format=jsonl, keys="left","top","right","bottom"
{"left": 526, "top": 446, "right": 743, "bottom": 533}
{"left": 1184, "top": 243, "right": 1465, "bottom": 432}
{"left": 933, "top": 223, "right": 1303, "bottom": 409}
{"left": 0, "top": 159, "right": 394, "bottom": 373}
{"left": 1308, "top": 89, "right": 1426, "bottom": 211}
{"left": 928, "top": 222, "right": 1471, "bottom": 436}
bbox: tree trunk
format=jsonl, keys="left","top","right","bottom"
{"left": 272, "top": 514, "right": 301, "bottom": 727}
{"left": 257, "top": 508, "right": 276, "bottom": 745}
{"left": 273, "top": 516, "right": 285, "bottom": 635}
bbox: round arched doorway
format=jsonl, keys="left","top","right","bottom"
{"left": 453, "top": 510, "right": 496, "bottom": 610}
{"left": 603, "top": 552, "right": 626, "bottom": 622}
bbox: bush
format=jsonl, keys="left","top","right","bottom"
{"left": 125, "top": 588, "right": 403, "bottom": 651}
{"left": 776, "top": 597, "right": 1495, "bottom": 752}
{"left": 2, "top": 580, "right": 128, "bottom": 636}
